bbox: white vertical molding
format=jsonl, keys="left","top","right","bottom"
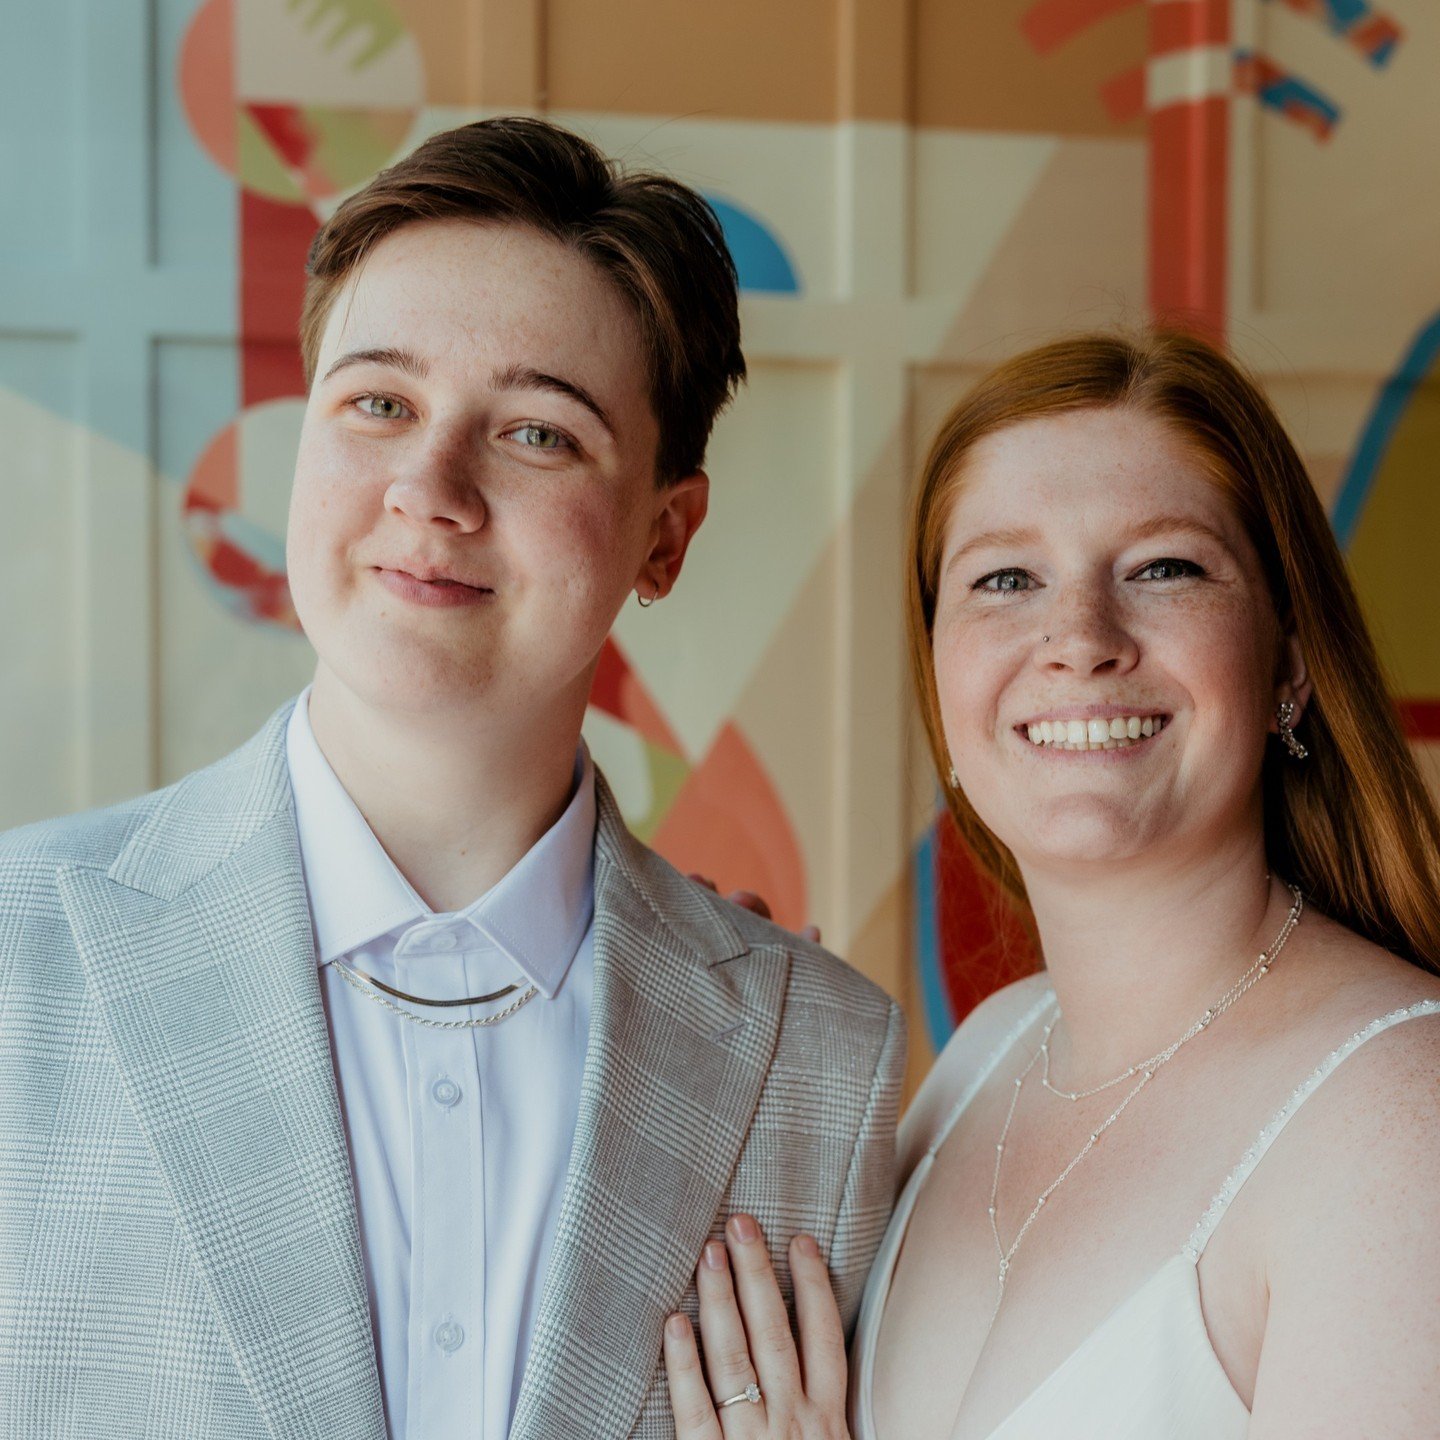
{"left": 831, "top": 109, "right": 913, "bottom": 968}
{"left": 1228, "top": 0, "right": 1261, "bottom": 333}
{"left": 76, "top": 0, "right": 157, "bottom": 806}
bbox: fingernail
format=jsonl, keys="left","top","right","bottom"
{"left": 730, "top": 1213, "right": 759, "bottom": 1244}
{"left": 794, "top": 1233, "right": 819, "bottom": 1258}
{"left": 704, "top": 1240, "right": 727, "bottom": 1270}
{"left": 667, "top": 1313, "right": 689, "bottom": 1338}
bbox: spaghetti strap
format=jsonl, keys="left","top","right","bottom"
{"left": 925, "top": 990, "right": 1055, "bottom": 1161}
{"left": 1183, "top": 999, "right": 1440, "bottom": 1262}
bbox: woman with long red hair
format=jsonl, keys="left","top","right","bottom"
{"left": 663, "top": 330, "right": 1440, "bottom": 1439}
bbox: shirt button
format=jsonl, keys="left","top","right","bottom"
{"left": 431, "top": 932, "right": 458, "bottom": 951}
{"left": 434, "top": 1321, "right": 465, "bottom": 1354}
{"left": 431, "top": 1077, "right": 462, "bottom": 1108}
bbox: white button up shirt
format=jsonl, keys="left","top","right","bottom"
{"left": 285, "top": 690, "right": 596, "bottom": 1439}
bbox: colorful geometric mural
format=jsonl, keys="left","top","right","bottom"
{"left": 5, "top": 0, "right": 1439, "bottom": 1084}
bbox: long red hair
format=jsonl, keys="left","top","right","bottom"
{"left": 906, "top": 330, "right": 1440, "bottom": 974}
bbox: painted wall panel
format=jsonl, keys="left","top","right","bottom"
{"left": 4, "top": 0, "right": 1438, "bottom": 1084}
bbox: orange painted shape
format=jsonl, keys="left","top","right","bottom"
{"left": 589, "top": 638, "right": 685, "bottom": 756}
{"left": 185, "top": 421, "right": 239, "bottom": 511}
{"left": 1150, "top": 0, "right": 1230, "bottom": 52}
{"left": 178, "top": 0, "right": 235, "bottom": 174}
{"left": 651, "top": 722, "right": 808, "bottom": 934}
{"left": 1147, "top": 94, "right": 1229, "bottom": 341}
{"left": 1099, "top": 63, "right": 1145, "bottom": 122}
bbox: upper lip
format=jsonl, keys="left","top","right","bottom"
{"left": 1014, "top": 703, "right": 1171, "bottom": 727}
{"left": 377, "top": 562, "right": 491, "bottom": 590}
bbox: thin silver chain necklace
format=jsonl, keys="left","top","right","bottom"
{"left": 331, "top": 957, "right": 539, "bottom": 1030}
{"left": 985, "top": 885, "right": 1304, "bottom": 1333}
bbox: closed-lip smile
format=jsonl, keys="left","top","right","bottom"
{"left": 373, "top": 564, "right": 494, "bottom": 607}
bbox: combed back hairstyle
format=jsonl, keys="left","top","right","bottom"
{"left": 301, "top": 116, "right": 746, "bottom": 484}
{"left": 907, "top": 329, "right": 1440, "bottom": 974}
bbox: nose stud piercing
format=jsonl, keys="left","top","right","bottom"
{"left": 1042, "top": 635, "right": 1050, "bottom": 644}
{"left": 1277, "top": 699, "right": 1308, "bottom": 760}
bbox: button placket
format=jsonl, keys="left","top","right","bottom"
{"left": 402, "top": 934, "right": 484, "bottom": 1433}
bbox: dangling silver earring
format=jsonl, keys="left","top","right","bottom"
{"left": 947, "top": 764, "right": 959, "bottom": 788}
{"left": 1277, "top": 699, "right": 1308, "bottom": 760}
{"left": 637, "top": 587, "right": 656, "bottom": 609}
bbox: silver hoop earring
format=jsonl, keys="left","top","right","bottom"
{"left": 1277, "top": 699, "right": 1308, "bottom": 760}
{"left": 637, "top": 589, "right": 655, "bottom": 609}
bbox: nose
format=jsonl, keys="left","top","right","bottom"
{"left": 382, "top": 430, "right": 487, "bottom": 533}
{"left": 1035, "top": 585, "right": 1139, "bottom": 677}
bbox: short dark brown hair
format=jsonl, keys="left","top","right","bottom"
{"left": 301, "top": 116, "right": 746, "bottom": 484}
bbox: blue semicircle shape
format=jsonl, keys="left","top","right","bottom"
{"left": 703, "top": 194, "right": 800, "bottom": 295}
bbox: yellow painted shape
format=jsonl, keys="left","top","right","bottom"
{"left": 1347, "top": 375, "right": 1440, "bottom": 695}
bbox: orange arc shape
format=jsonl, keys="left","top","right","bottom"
{"left": 651, "top": 722, "right": 807, "bottom": 933}
{"left": 178, "top": 0, "right": 236, "bottom": 174}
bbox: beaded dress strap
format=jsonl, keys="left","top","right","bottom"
{"left": 1183, "top": 999, "right": 1440, "bottom": 1262}
{"left": 926, "top": 990, "right": 1055, "bottom": 1161}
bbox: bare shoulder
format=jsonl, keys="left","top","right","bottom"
{"left": 1247, "top": 935, "right": 1440, "bottom": 1431}
{"left": 899, "top": 970, "right": 1052, "bottom": 1175}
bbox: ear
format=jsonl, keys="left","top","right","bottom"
{"left": 1271, "top": 632, "right": 1313, "bottom": 730}
{"left": 635, "top": 471, "right": 709, "bottom": 601}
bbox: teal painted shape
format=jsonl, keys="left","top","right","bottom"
{"left": 703, "top": 195, "right": 801, "bottom": 295}
{"left": 1332, "top": 313, "right": 1440, "bottom": 551}
{"left": 0, "top": 0, "right": 237, "bottom": 461}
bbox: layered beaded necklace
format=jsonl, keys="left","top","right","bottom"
{"left": 985, "top": 884, "right": 1304, "bottom": 1331}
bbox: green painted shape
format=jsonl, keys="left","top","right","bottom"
{"left": 237, "top": 108, "right": 304, "bottom": 204}
{"left": 308, "top": 107, "right": 411, "bottom": 195}
{"left": 289, "top": 0, "right": 407, "bottom": 72}
{"left": 1346, "top": 368, "right": 1440, "bottom": 695}
{"left": 631, "top": 743, "right": 692, "bottom": 843}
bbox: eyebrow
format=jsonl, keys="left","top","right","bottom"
{"left": 944, "top": 514, "right": 1234, "bottom": 574}
{"left": 321, "top": 346, "right": 430, "bottom": 384}
{"left": 489, "top": 363, "right": 615, "bottom": 438}
{"left": 320, "top": 349, "right": 616, "bottom": 438}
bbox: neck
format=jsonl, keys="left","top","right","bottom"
{"left": 306, "top": 666, "right": 585, "bottom": 913}
{"left": 1020, "top": 831, "right": 1290, "bottom": 1086}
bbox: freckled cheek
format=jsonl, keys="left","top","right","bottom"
{"left": 933, "top": 616, "right": 1024, "bottom": 741}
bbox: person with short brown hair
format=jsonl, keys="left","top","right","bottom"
{"left": 0, "top": 117, "right": 904, "bottom": 1440}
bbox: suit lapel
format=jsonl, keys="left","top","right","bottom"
{"left": 58, "top": 708, "right": 385, "bottom": 1440}
{"left": 510, "top": 777, "right": 790, "bottom": 1440}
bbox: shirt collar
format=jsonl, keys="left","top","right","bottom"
{"left": 285, "top": 687, "right": 596, "bottom": 999}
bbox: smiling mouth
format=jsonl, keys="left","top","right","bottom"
{"left": 1019, "top": 713, "right": 1170, "bottom": 752}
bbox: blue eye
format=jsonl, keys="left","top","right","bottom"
{"left": 1133, "top": 558, "right": 1202, "bottom": 581}
{"left": 976, "top": 569, "right": 1035, "bottom": 594}
{"left": 355, "top": 394, "right": 409, "bottom": 420}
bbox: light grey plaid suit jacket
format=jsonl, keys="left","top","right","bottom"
{"left": 0, "top": 704, "right": 904, "bottom": 1439}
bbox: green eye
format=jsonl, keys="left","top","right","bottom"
{"left": 517, "top": 424, "right": 564, "bottom": 449}
{"left": 358, "top": 395, "right": 406, "bottom": 420}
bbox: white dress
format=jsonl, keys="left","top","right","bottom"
{"left": 849, "top": 993, "right": 1440, "bottom": 1440}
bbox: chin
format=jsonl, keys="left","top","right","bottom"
{"left": 999, "top": 798, "right": 1159, "bottom": 872}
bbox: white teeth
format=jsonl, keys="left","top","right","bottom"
{"left": 1022, "top": 714, "right": 1168, "bottom": 751}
